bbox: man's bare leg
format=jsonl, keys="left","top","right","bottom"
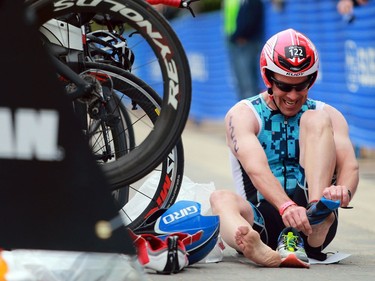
{"left": 210, "top": 190, "right": 281, "bottom": 267}
{"left": 307, "top": 213, "right": 335, "bottom": 248}
{"left": 299, "top": 110, "right": 336, "bottom": 202}
{"left": 299, "top": 110, "right": 337, "bottom": 247}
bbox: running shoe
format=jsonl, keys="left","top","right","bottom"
{"left": 306, "top": 197, "right": 340, "bottom": 225}
{"left": 277, "top": 227, "right": 310, "bottom": 268}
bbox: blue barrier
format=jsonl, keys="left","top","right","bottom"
{"left": 136, "top": 1, "right": 375, "bottom": 148}
{"left": 171, "top": 12, "right": 238, "bottom": 122}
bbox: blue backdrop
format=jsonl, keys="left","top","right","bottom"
{"left": 138, "top": 0, "right": 375, "bottom": 148}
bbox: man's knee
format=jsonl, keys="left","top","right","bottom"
{"left": 210, "top": 190, "right": 237, "bottom": 210}
{"left": 300, "top": 110, "right": 333, "bottom": 135}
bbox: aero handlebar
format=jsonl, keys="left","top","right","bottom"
{"left": 146, "top": 0, "right": 200, "bottom": 16}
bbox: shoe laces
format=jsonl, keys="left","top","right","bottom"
{"left": 282, "top": 232, "right": 299, "bottom": 252}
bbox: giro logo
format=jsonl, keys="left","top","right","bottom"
{"left": 54, "top": 0, "right": 180, "bottom": 110}
{"left": 162, "top": 205, "right": 198, "bottom": 224}
{"left": 0, "top": 108, "right": 64, "bottom": 161}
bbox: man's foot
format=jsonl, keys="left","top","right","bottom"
{"left": 306, "top": 197, "right": 340, "bottom": 225}
{"left": 307, "top": 212, "right": 335, "bottom": 248}
{"left": 235, "top": 226, "right": 281, "bottom": 267}
{"left": 277, "top": 227, "right": 310, "bottom": 268}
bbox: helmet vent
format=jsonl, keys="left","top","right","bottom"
{"left": 278, "top": 55, "right": 312, "bottom": 73}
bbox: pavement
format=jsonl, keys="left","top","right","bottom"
{"left": 146, "top": 119, "right": 375, "bottom": 281}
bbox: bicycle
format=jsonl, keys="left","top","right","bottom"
{"left": 27, "top": 0, "right": 194, "bottom": 187}
{"left": 25, "top": 0, "right": 199, "bottom": 229}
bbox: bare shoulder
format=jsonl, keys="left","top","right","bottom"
{"left": 225, "top": 101, "right": 256, "bottom": 123}
{"left": 226, "top": 101, "right": 249, "bottom": 117}
{"left": 225, "top": 101, "right": 258, "bottom": 131}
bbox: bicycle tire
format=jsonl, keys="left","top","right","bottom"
{"left": 103, "top": 92, "right": 134, "bottom": 208}
{"left": 29, "top": 0, "right": 191, "bottom": 186}
{"left": 79, "top": 62, "right": 184, "bottom": 229}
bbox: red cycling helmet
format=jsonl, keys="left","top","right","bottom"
{"left": 260, "top": 28, "right": 319, "bottom": 88}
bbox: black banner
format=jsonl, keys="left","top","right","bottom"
{"left": 0, "top": 0, "right": 134, "bottom": 254}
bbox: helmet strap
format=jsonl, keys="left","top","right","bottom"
{"left": 267, "top": 88, "right": 282, "bottom": 115}
{"left": 272, "top": 98, "right": 282, "bottom": 114}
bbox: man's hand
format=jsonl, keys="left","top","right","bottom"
{"left": 281, "top": 205, "right": 312, "bottom": 236}
{"left": 322, "top": 185, "right": 351, "bottom": 207}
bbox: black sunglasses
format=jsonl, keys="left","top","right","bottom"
{"left": 270, "top": 76, "right": 311, "bottom": 92}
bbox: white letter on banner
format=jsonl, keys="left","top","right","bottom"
{"left": 0, "top": 108, "right": 14, "bottom": 158}
{"left": 15, "top": 109, "right": 63, "bottom": 161}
